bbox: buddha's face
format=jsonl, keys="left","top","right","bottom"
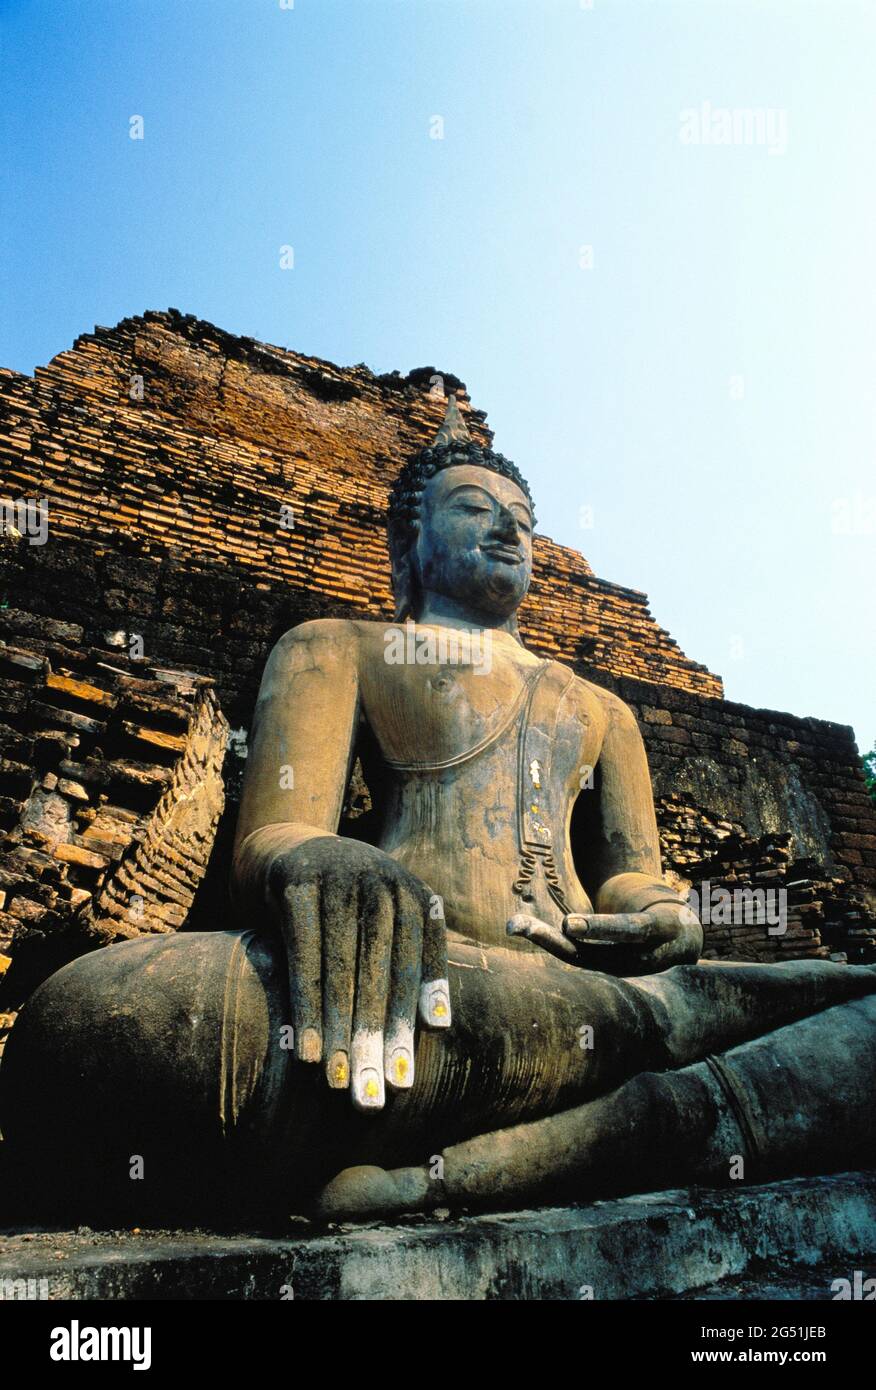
{"left": 414, "top": 464, "right": 533, "bottom": 621}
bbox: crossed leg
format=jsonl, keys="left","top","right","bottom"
{"left": 318, "top": 950, "right": 876, "bottom": 1217}
{"left": 3, "top": 925, "right": 874, "bottom": 1218}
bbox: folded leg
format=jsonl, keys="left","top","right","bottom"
{"left": 3, "top": 923, "right": 873, "bottom": 1216}
{"left": 319, "top": 992, "right": 876, "bottom": 1218}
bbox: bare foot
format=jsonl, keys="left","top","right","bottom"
{"left": 316, "top": 1163, "right": 433, "bottom": 1220}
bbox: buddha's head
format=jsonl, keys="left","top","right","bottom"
{"left": 388, "top": 397, "right": 535, "bottom": 630}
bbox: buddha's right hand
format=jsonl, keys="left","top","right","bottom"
{"left": 266, "top": 836, "right": 450, "bottom": 1111}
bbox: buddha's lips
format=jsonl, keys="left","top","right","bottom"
{"left": 481, "top": 544, "right": 524, "bottom": 563}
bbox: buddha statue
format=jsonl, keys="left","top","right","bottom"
{"left": 3, "top": 397, "right": 875, "bottom": 1222}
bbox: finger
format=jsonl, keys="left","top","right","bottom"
{"left": 419, "top": 891, "right": 451, "bottom": 1029}
{"left": 350, "top": 876, "right": 394, "bottom": 1111}
{"left": 282, "top": 880, "right": 322, "bottom": 1063}
{"left": 320, "top": 870, "right": 358, "bottom": 1090}
{"left": 564, "top": 912, "right": 675, "bottom": 946}
{"left": 506, "top": 912, "right": 579, "bottom": 963}
{"left": 384, "top": 883, "right": 424, "bottom": 1091}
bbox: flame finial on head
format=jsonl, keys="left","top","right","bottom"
{"left": 432, "top": 392, "right": 472, "bottom": 447}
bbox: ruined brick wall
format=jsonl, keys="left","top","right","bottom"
{"left": 595, "top": 675, "right": 876, "bottom": 896}
{"left": 655, "top": 797, "right": 875, "bottom": 965}
{"left": 591, "top": 674, "right": 876, "bottom": 962}
{"left": 0, "top": 544, "right": 228, "bottom": 1039}
{"left": 0, "top": 309, "right": 721, "bottom": 730}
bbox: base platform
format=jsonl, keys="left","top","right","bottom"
{"left": 1, "top": 1171, "right": 875, "bottom": 1300}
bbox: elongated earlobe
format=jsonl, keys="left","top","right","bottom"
{"left": 389, "top": 520, "right": 422, "bottom": 622}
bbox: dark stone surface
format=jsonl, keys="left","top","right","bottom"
{"left": 1, "top": 1171, "right": 874, "bottom": 1301}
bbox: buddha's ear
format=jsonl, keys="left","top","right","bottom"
{"left": 507, "top": 569, "right": 533, "bottom": 644}
{"left": 388, "top": 524, "right": 421, "bottom": 622}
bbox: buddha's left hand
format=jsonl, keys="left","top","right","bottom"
{"left": 508, "top": 900, "right": 703, "bottom": 974}
{"left": 617, "top": 900, "right": 704, "bottom": 971}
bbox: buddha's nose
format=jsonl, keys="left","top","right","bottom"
{"left": 492, "top": 505, "right": 520, "bottom": 540}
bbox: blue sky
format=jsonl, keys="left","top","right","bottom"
{"left": 2, "top": 0, "right": 874, "bottom": 752}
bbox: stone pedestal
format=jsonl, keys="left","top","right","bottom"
{"left": 1, "top": 1172, "right": 874, "bottom": 1301}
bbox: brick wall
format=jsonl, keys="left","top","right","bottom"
{"left": 0, "top": 310, "right": 722, "bottom": 706}
{"left": 596, "top": 674, "right": 876, "bottom": 895}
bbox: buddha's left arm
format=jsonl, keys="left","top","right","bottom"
{"left": 587, "top": 693, "right": 702, "bottom": 968}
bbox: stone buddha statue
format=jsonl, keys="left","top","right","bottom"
{"left": 3, "top": 397, "right": 875, "bottom": 1222}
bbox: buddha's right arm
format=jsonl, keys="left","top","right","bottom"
{"left": 230, "top": 619, "right": 450, "bottom": 1107}
{"left": 231, "top": 619, "right": 361, "bottom": 907}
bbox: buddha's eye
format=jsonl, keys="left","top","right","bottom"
{"left": 457, "top": 502, "right": 491, "bottom": 515}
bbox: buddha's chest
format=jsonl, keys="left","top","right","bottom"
{"left": 359, "top": 629, "right": 603, "bottom": 786}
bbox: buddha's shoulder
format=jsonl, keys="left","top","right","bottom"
{"left": 268, "top": 617, "right": 396, "bottom": 663}
{"left": 267, "top": 617, "right": 364, "bottom": 665}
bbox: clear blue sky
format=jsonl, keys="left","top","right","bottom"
{"left": 2, "top": 0, "right": 874, "bottom": 752}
